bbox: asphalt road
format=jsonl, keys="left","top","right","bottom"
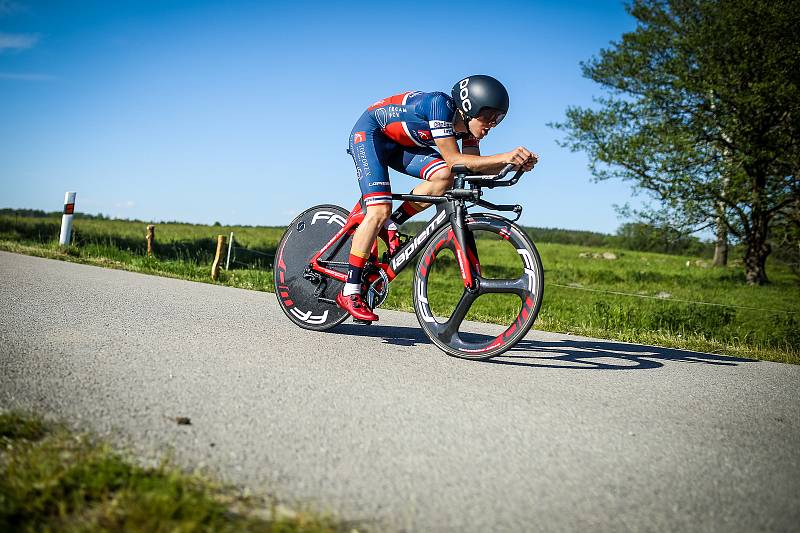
{"left": 1, "top": 250, "right": 798, "bottom": 532}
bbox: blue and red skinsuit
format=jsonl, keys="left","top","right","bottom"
{"left": 349, "top": 91, "right": 479, "bottom": 207}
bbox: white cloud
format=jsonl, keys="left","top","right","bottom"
{"left": 114, "top": 200, "right": 136, "bottom": 209}
{"left": 0, "top": 32, "right": 38, "bottom": 52}
{"left": 0, "top": 71, "right": 54, "bottom": 81}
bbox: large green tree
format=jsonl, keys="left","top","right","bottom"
{"left": 555, "top": 0, "right": 800, "bottom": 284}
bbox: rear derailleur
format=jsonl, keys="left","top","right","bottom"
{"left": 303, "top": 265, "right": 335, "bottom": 304}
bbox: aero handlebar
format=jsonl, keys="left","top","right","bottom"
{"left": 393, "top": 162, "right": 528, "bottom": 220}
{"left": 453, "top": 163, "right": 526, "bottom": 188}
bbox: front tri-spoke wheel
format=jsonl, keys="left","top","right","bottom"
{"left": 412, "top": 214, "right": 544, "bottom": 359}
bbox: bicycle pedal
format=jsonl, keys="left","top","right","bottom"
{"left": 352, "top": 319, "right": 372, "bottom": 325}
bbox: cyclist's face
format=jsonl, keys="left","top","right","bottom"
{"left": 469, "top": 108, "right": 505, "bottom": 139}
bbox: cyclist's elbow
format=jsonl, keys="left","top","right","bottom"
{"left": 444, "top": 155, "right": 469, "bottom": 171}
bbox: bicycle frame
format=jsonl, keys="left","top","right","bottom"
{"left": 307, "top": 164, "right": 526, "bottom": 295}
{"left": 309, "top": 192, "right": 480, "bottom": 290}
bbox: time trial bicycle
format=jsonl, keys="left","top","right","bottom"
{"left": 274, "top": 163, "right": 544, "bottom": 360}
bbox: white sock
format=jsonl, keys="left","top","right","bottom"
{"left": 384, "top": 220, "right": 398, "bottom": 231}
{"left": 342, "top": 283, "right": 361, "bottom": 296}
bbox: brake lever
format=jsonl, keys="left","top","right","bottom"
{"left": 494, "top": 164, "right": 516, "bottom": 180}
{"left": 508, "top": 168, "right": 526, "bottom": 184}
{"left": 491, "top": 166, "right": 526, "bottom": 185}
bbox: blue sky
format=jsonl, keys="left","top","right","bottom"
{"left": 0, "top": 0, "right": 643, "bottom": 233}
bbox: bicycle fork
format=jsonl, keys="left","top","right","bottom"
{"left": 450, "top": 202, "right": 481, "bottom": 292}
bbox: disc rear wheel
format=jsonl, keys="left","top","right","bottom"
{"left": 274, "top": 205, "right": 350, "bottom": 331}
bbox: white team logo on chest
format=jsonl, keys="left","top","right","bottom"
{"left": 375, "top": 108, "right": 388, "bottom": 128}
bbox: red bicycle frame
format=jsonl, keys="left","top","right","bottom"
{"left": 308, "top": 195, "right": 479, "bottom": 290}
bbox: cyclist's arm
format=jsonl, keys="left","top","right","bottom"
{"left": 425, "top": 92, "right": 536, "bottom": 171}
{"left": 434, "top": 136, "right": 531, "bottom": 173}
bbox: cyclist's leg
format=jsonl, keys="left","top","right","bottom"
{"left": 387, "top": 147, "right": 451, "bottom": 222}
{"left": 343, "top": 123, "right": 392, "bottom": 318}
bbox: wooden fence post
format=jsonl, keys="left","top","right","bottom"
{"left": 211, "top": 234, "right": 226, "bottom": 280}
{"left": 146, "top": 225, "right": 155, "bottom": 257}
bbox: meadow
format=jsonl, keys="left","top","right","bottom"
{"left": 1, "top": 211, "right": 798, "bottom": 364}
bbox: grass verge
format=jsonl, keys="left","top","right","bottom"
{"left": 0, "top": 410, "right": 351, "bottom": 532}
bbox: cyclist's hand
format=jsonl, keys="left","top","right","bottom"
{"left": 524, "top": 151, "right": 539, "bottom": 171}
{"left": 505, "top": 147, "right": 538, "bottom": 171}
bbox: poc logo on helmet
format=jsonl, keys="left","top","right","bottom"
{"left": 458, "top": 78, "right": 472, "bottom": 112}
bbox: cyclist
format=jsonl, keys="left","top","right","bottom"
{"left": 339, "top": 75, "right": 538, "bottom": 322}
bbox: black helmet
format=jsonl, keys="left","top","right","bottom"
{"left": 451, "top": 75, "right": 509, "bottom": 124}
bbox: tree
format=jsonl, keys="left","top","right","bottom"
{"left": 554, "top": 0, "right": 800, "bottom": 284}
{"left": 770, "top": 200, "right": 800, "bottom": 280}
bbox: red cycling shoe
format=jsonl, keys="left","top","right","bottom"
{"left": 336, "top": 292, "right": 379, "bottom": 322}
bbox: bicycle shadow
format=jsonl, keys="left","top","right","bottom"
{"left": 331, "top": 323, "right": 755, "bottom": 370}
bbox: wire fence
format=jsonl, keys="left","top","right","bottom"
{"left": 217, "top": 232, "right": 276, "bottom": 270}
{"left": 226, "top": 245, "right": 275, "bottom": 270}
{"left": 220, "top": 233, "right": 796, "bottom": 315}
{"left": 548, "top": 282, "right": 797, "bottom": 314}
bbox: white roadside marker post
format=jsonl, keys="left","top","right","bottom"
{"left": 59, "top": 191, "right": 76, "bottom": 246}
{"left": 225, "top": 231, "right": 234, "bottom": 270}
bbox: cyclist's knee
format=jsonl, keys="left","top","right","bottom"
{"left": 428, "top": 167, "right": 454, "bottom": 193}
{"left": 364, "top": 204, "right": 391, "bottom": 226}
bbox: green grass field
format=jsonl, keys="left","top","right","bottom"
{"left": 2, "top": 212, "right": 798, "bottom": 364}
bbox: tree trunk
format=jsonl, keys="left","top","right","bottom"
{"left": 743, "top": 233, "right": 770, "bottom": 285}
{"left": 744, "top": 173, "right": 770, "bottom": 285}
{"left": 712, "top": 203, "right": 728, "bottom": 267}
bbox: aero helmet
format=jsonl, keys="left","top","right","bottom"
{"left": 451, "top": 75, "right": 509, "bottom": 124}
